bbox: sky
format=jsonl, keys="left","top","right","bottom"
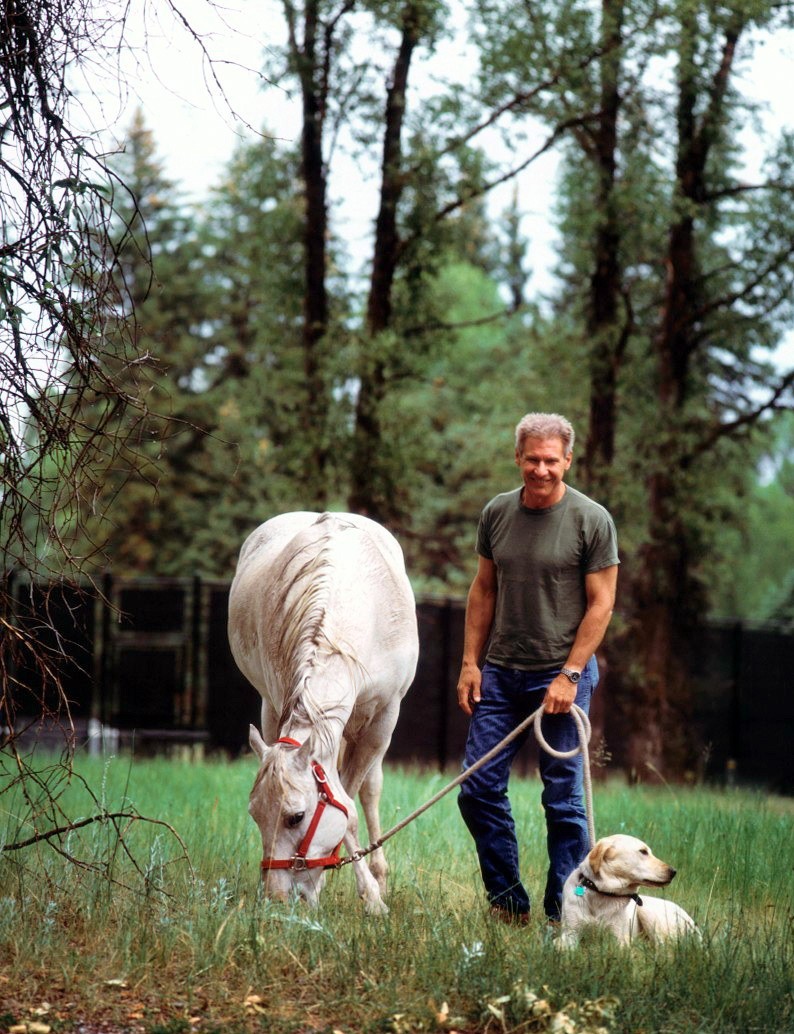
{"left": 73, "top": 0, "right": 793, "bottom": 356}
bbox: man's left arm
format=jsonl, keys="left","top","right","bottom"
{"left": 542, "top": 565, "right": 619, "bottom": 714}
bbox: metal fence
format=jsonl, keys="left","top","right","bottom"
{"left": 4, "top": 573, "right": 793, "bottom": 792}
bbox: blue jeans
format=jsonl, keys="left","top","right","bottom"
{"left": 458, "top": 657, "right": 598, "bottom": 921}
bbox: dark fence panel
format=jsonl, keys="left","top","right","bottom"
{"left": 688, "top": 620, "right": 794, "bottom": 792}
{"left": 389, "top": 599, "right": 470, "bottom": 768}
{"left": 6, "top": 576, "right": 96, "bottom": 718}
{"left": 92, "top": 577, "right": 207, "bottom": 752}
{"left": 205, "top": 582, "right": 260, "bottom": 754}
{"left": 4, "top": 574, "right": 792, "bottom": 791}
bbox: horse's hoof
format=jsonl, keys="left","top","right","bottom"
{"left": 364, "top": 896, "right": 389, "bottom": 916}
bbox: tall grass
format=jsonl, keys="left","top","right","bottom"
{"left": 1, "top": 755, "right": 792, "bottom": 1033}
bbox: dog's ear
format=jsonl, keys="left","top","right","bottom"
{"left": 589, "top": 839, "right": 616, "bottom": 877}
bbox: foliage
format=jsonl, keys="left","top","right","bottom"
{"left": 65, "top": 116, "right": 340, "bottom": 576}
{"left": 59, "top": 104, "right": 529, "bottom": 577}
{"left": 5, "top": 0, "right": 794, "bottom": 788}
{"left": 390, "top": 259, "right": 559, "bottom": 593}
{"left": 61, "top": 111, "right": 213, "bottom": 572}
{"left": 1, "top": 756, "right": 792, "bottom": 1033}
{"left": 710, "top": 411, "right": 794, "bottom": 624}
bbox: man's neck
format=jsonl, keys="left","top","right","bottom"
{"left": 521, "top": 483, "right": 567, "bottom": 510}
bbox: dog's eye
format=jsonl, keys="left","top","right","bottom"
{"left": 286, "top": 812, "right": 305, "bottom": 828}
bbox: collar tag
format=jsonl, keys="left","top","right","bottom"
{"left": 574, "top": 885, "right": 585, "bottom": 897}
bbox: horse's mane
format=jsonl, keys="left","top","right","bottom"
{"left": 274, "top": 515, "right": 366, "bottom": 750}
{"left": 250, "top": 742, "right": 305, "bottom": 798}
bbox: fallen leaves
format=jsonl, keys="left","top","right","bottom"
{"left": 428, "top": 997, "right": 467, "bottom": 1031}
{"left": 243, "top": 992, "right": 266, "bottom": 1015}
{"left": 481, "top": 983, "right": 619, "bottom": 1034}
{"left": 7, "top": 1001, "right": 53, "bottom": 1034}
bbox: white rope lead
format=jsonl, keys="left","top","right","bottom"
{"left": 340, "top": 702, "right": 596, "bottom": 867}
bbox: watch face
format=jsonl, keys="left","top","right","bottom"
{"left": 563, "top": 669, "right": 581, "bottom": 683}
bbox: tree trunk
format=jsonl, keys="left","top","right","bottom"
{"left": 581, "top": 0, "right": 625, "bottom": 505}
{"left": 349, "top": 3, "right": 420, "bottom": 520}
{"left": 292, "top": 0, "right": 332, "bottom": 503}
{"left": 621, "top": 11, "right": 743, "bottom": 777}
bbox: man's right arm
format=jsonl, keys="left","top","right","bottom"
{"left": 456, "top": 556, "right": 497, "bottom": 716}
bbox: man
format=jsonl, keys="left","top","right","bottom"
{"left": 456, "top": 412, "right": 619, "bottom": 926}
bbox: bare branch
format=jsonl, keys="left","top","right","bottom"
{"left": 404, "top": 305, "right": 519, "bottom": 340}
{"left": 689, "top": 369, "right": 794, "bottom": 462}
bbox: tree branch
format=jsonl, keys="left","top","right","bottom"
{"left": 686, "top": 369, "right": 794, "bottom": 463}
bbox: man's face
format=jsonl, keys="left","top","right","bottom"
{"left": 514, "top": 435, "right": 572, "bottom": 507}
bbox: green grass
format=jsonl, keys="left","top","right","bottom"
{"left": 1, "top": 755, "right": 792, "bottom": 1033}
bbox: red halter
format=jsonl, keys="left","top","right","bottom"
{"left": 259, "top": 737, "right": 349, "bottom": 872}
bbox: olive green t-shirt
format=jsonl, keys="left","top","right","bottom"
{"left": 476, "top": 485, "right": 619, "bottom": 671}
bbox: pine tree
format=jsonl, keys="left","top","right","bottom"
{"left": 69, "top": 111, "right": 220, "bottom": 572}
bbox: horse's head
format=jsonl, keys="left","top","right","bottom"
{"left": 248, "top": 725, "right": 350, "bottom": 905}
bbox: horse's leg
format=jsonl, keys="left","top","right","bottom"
{"left": 339, "top": 741, "right": 389, "bottom": 902}
{"left": 358, "top": 759, "right": 388, "bottom": 893}
{"left": 340, "top": 802, "right": 388, "bottom": 915}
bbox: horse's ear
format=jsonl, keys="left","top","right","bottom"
{"left": 249, "top": 724, "right": 269, "bottom": 761}
{"left": 296, "top": 735, "right": 315, "bottom": 765}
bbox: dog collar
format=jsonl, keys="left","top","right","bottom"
{"left": 576, "top": 873, "right": 643, "bottom": 906}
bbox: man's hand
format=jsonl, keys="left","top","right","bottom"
{"left": 457, "top": 661, "right": 482, "bottom": 716}
{"left": 542, "top": 673, "right": 577, "bottom": 714}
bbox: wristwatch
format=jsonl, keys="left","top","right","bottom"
{"left": 561, "top": 667, "right": 581, "bottom": 684}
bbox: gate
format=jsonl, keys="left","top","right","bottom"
{"left": 94, "top": 575, "right": 209, "bottom": 751}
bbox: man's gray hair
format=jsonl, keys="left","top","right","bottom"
{"left": 515, "top": 413, "right": 575, "bottom": 456}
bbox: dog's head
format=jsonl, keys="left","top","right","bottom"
{"left": 586, "top": 834, "right": 677, "bottom": 893}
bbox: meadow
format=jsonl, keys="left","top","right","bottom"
{"left": 0, "top": 754, "right": 792, "bottom": 1034}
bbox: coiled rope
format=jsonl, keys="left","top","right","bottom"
{"left": 339, "top": 702, "right": 595, "bottom": 868}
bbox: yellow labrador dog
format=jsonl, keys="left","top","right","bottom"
{"left": 558, "top": 834, "right": 700, "bottom": 948}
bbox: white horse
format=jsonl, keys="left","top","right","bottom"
{"left": 227, "top": 511, "right": 418, "bottom": 914}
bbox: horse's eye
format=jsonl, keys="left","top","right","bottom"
{"left": 287, "top": 812, "right": 305, "bottom": 829}
{"left": 639, "top": 848, "right": 649, "bottom": 855}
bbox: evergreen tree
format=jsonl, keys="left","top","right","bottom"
{"left": 66, "top": 110, "right": 210, "bottom": 571}
{"left": 70, "top": 114, "right": 312, "bottom": 574}
{"left": 392, "top": 259, "right": 547, "bottom": 593}
{"left": 193, "top": 132, "right": 352, "bottom": 542}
